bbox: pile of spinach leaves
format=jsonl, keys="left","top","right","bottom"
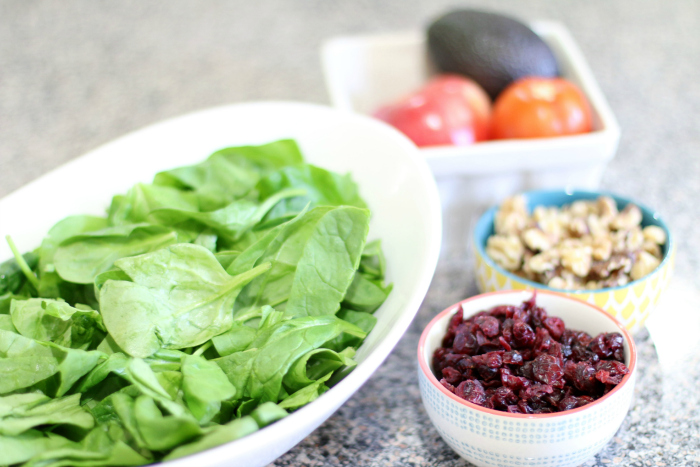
{"left": 0, "top": 139, "right": 391, "bottom": 466}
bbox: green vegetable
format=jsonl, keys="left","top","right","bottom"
{"left": 54, "top": 225, "right": 179, "bottom": 284}
{"left": 0, "top": 251, "right": 39, "bottom": 295}
{"left": 0, "top": 139, "right": 391, "bottom": 465}
{"left": 10, "top": 299, "right": 105, "bottom": 350}
{"left": 100, "top": 244, "right": 271, "bottom": 358}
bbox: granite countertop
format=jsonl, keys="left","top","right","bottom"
{"left": 2, "top": 1, "right": 699, "bottom": 465}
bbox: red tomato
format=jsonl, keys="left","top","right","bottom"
{"left": 374, "top": 75, "right": 492, "bottom": 147}
{"left": 491, "top": 77, "right": 592, "bottom": 139}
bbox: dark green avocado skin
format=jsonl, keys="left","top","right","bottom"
{"left": 427, "top": 9, "right": 559, "bottom": 99}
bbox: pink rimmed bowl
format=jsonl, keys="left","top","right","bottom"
{"left": 417, "top": 290, "right": 637, "bottom": 467}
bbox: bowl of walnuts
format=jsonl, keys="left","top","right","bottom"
{"left": 472, "top": 189, "right": 674, "bottom": 334}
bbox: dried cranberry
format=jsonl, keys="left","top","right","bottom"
{"left": 547, "top": 341, "right": 564, "bottom": 361}
{"left": 506, "top": 405, "right": 523, "bottom": 413}
{"left": 503, "top": 350, "right": 523, "bottom": 365}
{"left": 474, "top": 315, "right": 500, "bottom": 337}
{"left": 489, "top": 387, "right": 518, "bottom": 409}
{"left": 571, "top": 344, "right": 600, "bottom": 364}
{"left": 456, "top": 379, "right": 486, "bottom": 406}
{"left": 515, "top": 360, "right": 535, "bottom": 380}
{"left": 558, "top": 395, "right": 594, "bottom": 411}
{"left": 520, "top": 383, "right": 554, "bottom": 402}
{"left": 499, "top": 336, "right": 512, "bottom": 351}
{"left": 453, "top": 329, "right": 478, "bottom": 355}
{"left": 501, "top": 318, "right": 515, "bottom": 346}
{"left": 533, "top": 328, "right": 554, "bottom": 356}
{"left": 595, "top": 360, "right": 629, "bottom": 385}
{"left": 501, "top": 369, "right": 530, "bottom": 392}
{"left": 513, "top": 320, "right": 536, "bottom": 348}
{"left": 544, "top": 317, "right": 565, "bottom": 341}
{"left": 456, "top": 356, "right": 475, "bottom": 373}
{"left": 566, "top": 361, "right": 599, "bottom": 394}
{"left": 441, "top": 367, "right": 462, "bottom": 385}
{"left": 490, "top": 305, "right": 517, "bottom": 319}
{"left": 532, "top": 354, "right": 564, "bottom": 387}
{"left": 517, "top": 400, "right": 533, "bottom": 414}
{"left": 531, "top": 306, "right": 548, "bottom": 328}
{"left": 440, "top": 379, "right": 456, "bottom": 393}
{"left": 560, "top": 329, "right": 577, "bottom": 347}
{"left": 574, "top": 331, "right": 593, "bottom": 347}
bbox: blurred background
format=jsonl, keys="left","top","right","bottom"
{"left": 1, "top": 0, "right": 698, "bottom": 285}
{"left": 2, "top": 1, "right": 699, "bottom": 465}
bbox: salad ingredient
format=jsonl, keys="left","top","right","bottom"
{"left": 427, "top": 9, "right": 559, "bottom": 99}
{"left": 433, "top": 294, "right": 629, "bottom": 413}
{"left": 485, "top": 195, "right": 666, "bottom": 290}
{"left": 491, "top": 77, "right": 592, "bottom": 139}
{"left": 0, "top": 139, "right": 391, "bottom": 465}
{"left": 99, "top": 244, "right": 271, "bottom": 358}
{"left": 374, "top": 75, "right": 491, "bottom": 147}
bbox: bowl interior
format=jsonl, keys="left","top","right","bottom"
{"left": 473, "top": 189, "right": 673, "bottom": 293}
{"left": 0, "top": 101, "right": 443, "bottom": 467}
{"left": 419, "top": 290, "right": 637, "bottom": 415}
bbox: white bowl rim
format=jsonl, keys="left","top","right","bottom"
{"left": 417, "top": 289, "right": 637, "bottom": 419}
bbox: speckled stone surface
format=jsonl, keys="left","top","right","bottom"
{"left": 2, "top": 1, "right": 700, "bottom": 465}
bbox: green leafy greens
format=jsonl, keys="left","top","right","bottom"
{"left": 0, "top": 139, "right": 391, "bottom": 465}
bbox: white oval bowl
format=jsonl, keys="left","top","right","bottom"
{"left": 0, "top": 101, "right": 442, "bottom": 467}
{"left": 418, "top": 290, "right": 637, "bottom": 467}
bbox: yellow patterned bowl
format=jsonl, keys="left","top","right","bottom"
{"left": 473, "top": 190, "right": 674, "bottom": 334}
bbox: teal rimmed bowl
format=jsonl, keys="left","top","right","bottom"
{"left": 472, "top": 189, "right": 674, "bottom": 334}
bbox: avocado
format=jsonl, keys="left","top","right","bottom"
{"left": 427, "top": 9, "right": 559, "bottom": 99}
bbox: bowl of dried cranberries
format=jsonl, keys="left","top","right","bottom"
{"left": 417, "top": 290, "right": 637, "bottom": 467}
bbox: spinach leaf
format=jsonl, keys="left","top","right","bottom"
{"left": 163, "top": 402, "right": 285, "bottom": 461}
{"left": 162, "top": 416, "right": 258, "bottom": 461}
{"left": 54, "top": 224, "right": 178, "bottom": 284}
{"left": 22, "top": 422, "right": 151, "bottom": 467}
{"left": 282, "top": 347, "right": 356, "bottom": 393}
{"left": 0, "top": 329, "right": 102, "bottom": 396}
{"left": 10, "top": 299, "right": 105, "bottom": 350}
{"left": 100, "top": 244, "right": 270, "bottom": 357}
{"left": 257, "top": 164, "right": 367, "bottom": 221}
{"left": 132, "top": 395, "right": 202, "bottom": 451}
{"left": 325, "top": 309, "right": 378, "bottom": 352}
{"left": 341, "top": 272, "right": 392, "bottom": 313}
{"left": 149, "top": 188, "right": 305, "bottom": 242}
{"left": 231, "top": 206, "right": 370, "bottom": 318}
{"left": 1, "top": 292, "right": 27, "bottom": 314}
{"left": 0, "top": 251, "right": 39, "bottom": 295}
{"left": 153, "top": 140, "right": 303, "bottom": 212}
{"left": 358, "top": 239, "right": 388, "bottom": 280}
{"left": 278, "top": 373, "right": 332, "bottom": 410}
{"left": 36, "top": 216, "right": 109, "bottom": 300}
{"left": 107, "top": 183, "right": 199, "bottom": 226}
{"left": 181, "top": 354, "right": 236, "bottom": 424}
{"left": 0, "top": 314, "right": 17, "bottom": 332}
{"left": 0, "top": 393, "right": 94, "bottom": 436}
{"left": 215, "top": 315, "right": 365, "bottom": 403}
{"left": 0, "top": 430, "right": 75, "bottom": 465}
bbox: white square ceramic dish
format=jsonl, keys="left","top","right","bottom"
{"left": 0, "top": 101, "right": 442, "bottom": 467}
{"left": 321, "top": 21, "right": 621, "bottom": 206}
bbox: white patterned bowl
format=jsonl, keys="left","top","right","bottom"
{"left": 417, "top": 290, "right": 637, "bottom": 467}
